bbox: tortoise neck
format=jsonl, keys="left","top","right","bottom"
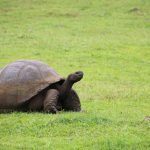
{"left": 59, "top": 79, "right": 73, "bottom": 97}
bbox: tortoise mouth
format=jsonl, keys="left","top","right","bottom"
{"left": 75, "top": 71, "right": 83, "bottom": 77}
{"left": 74, "top": 71, "right": 84, "bottom": 81}
{"left": 67, "top": 71, "right": 84, "bottom": 83}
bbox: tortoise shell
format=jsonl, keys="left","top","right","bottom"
{"left": 0, "top": 60, "right": 64, "bottom": 107}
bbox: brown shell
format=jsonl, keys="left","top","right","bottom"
{"left": 0, "top": 60, "right": 63, "bottom": 107}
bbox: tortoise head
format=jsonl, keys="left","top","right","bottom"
{"left": 67, "top": 71, "right": 83, "bottom": 83}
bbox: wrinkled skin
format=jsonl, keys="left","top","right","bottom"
{"left": 0, "top": 71, "right": 83, "bottom": 114}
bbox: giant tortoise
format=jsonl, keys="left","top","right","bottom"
{"left": 0, "top": 60, "right": 83, "bottom": 113}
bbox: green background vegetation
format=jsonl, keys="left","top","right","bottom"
{"left": 0, "top": 0, "right": 150, "bottom": 149}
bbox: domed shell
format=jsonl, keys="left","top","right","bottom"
{"left": 0, "top": 60, "right": 64, "bottom": 107}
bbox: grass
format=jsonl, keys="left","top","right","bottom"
{"left": 0, "top": 0, "right": 150, "bottom": 149}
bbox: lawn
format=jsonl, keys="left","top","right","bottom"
{"left": 0, "top": 0, "right": 150, "bottom": 149}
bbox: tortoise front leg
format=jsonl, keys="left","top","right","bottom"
{"left": 44, "top": 89, "right": 59, "bottom": 114}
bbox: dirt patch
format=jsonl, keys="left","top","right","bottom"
{"left": 144, "top": 116, "right": 150, "bottom": 121}
{"left": 129, "top": 7, "right": 140, "bottom": 12}
{"left": 128, "top": 7, "right": 143, "bottom": 15}
{"left": 47, "top": 12, "right": 79, "bottom": 18}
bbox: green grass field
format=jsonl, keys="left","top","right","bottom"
{"left": 0, "top": 0, "right": 150, "bottom": 149}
